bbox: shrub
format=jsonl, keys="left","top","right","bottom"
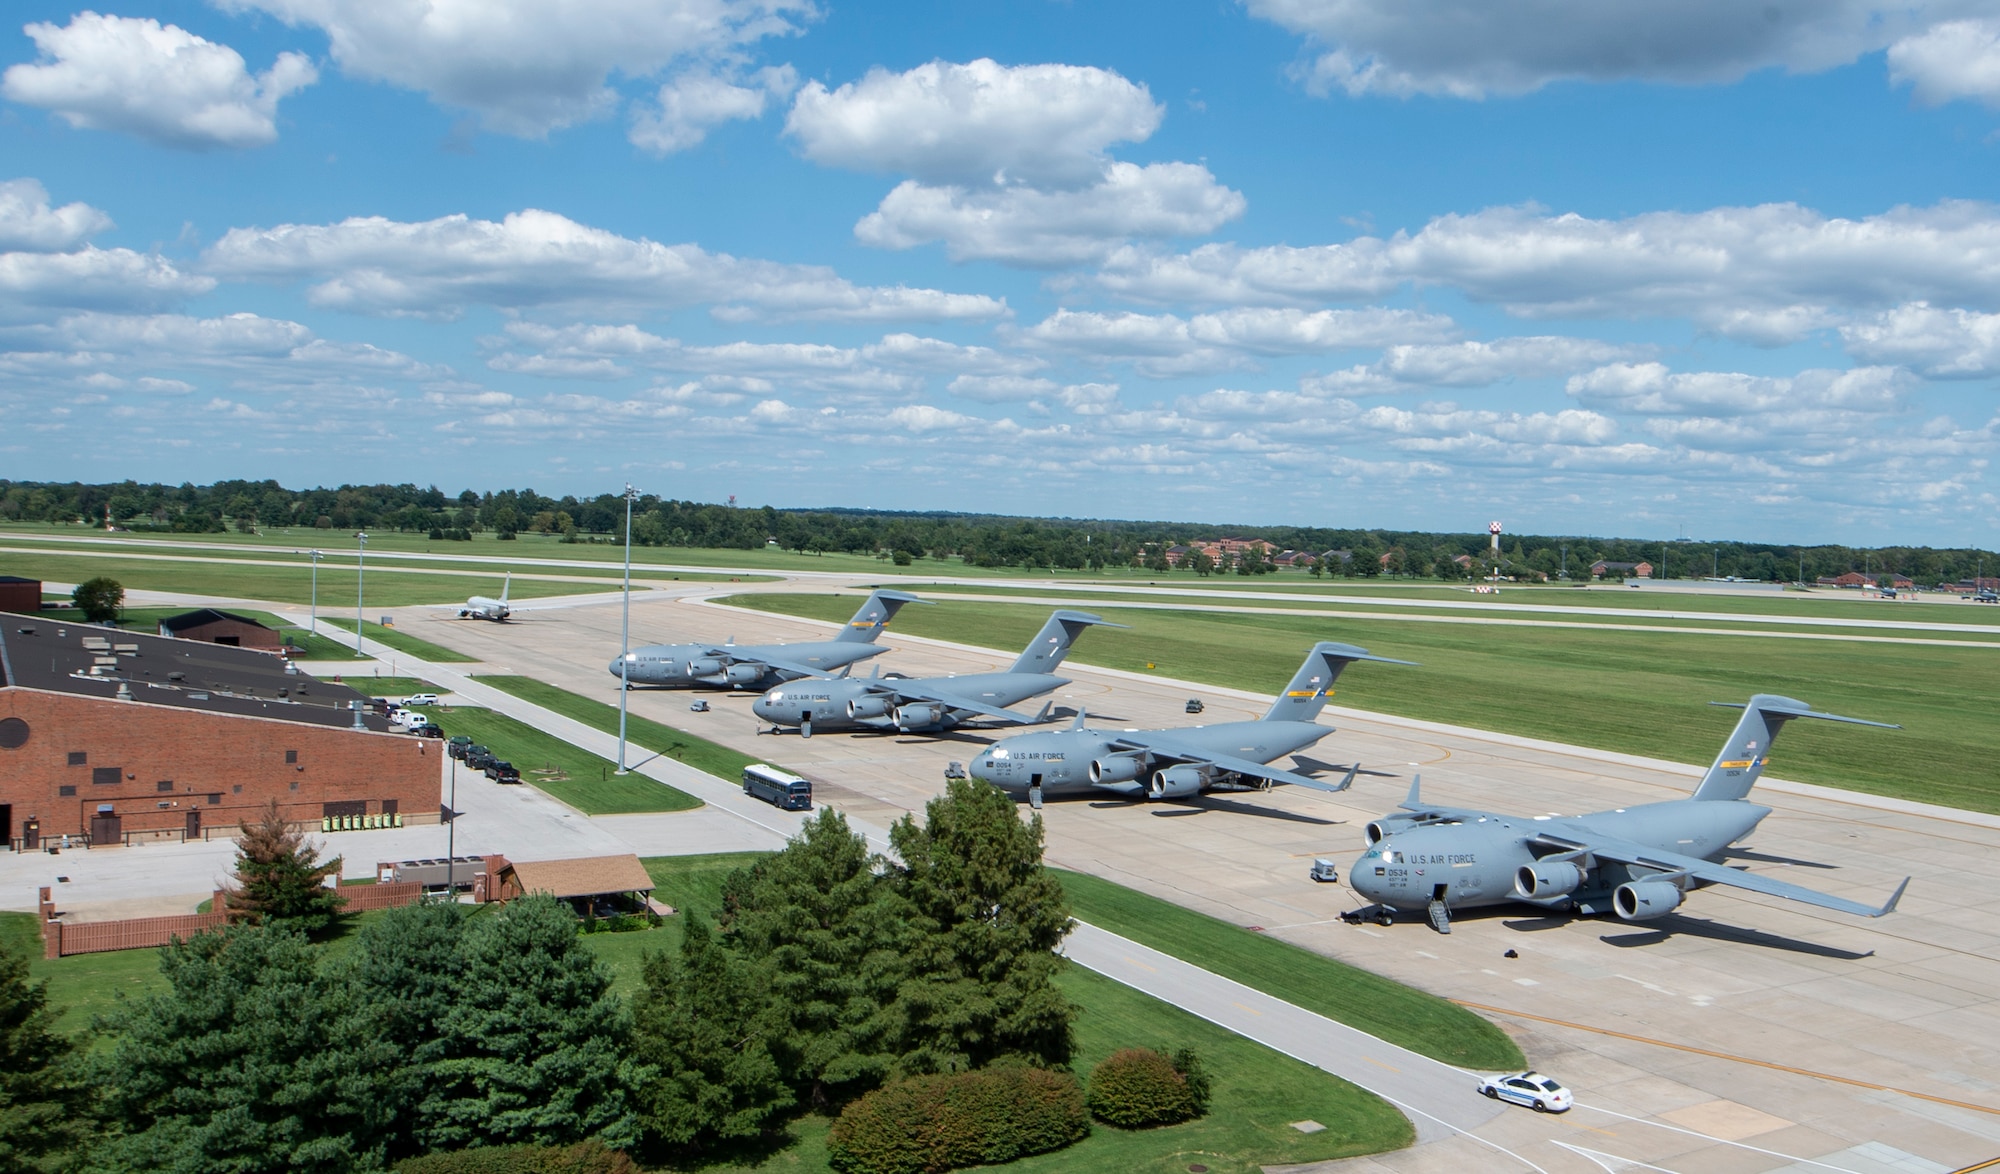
{"left": 394, "top": 1141, "right": 640, "bottom": 1174}
{"left": 1086, "top": 1047, "right": 1206, "bottom": 1128}
{"left": 828, "top": 1065, "right": 1088, "bottom": 1174}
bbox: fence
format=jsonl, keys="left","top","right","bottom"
{"left": 37, "top": 880, "right": 427, "bottom": 959}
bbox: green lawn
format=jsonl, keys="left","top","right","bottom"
{"left": 731, "top": 593, "right": 2000, "bottom": 814}
{"left": 31, "top": 605, "right": 362, "bottom": 660}
{"left": 335, "top": 677, "right": 436, "bottom": 697}
{"left": 423, "top": 708, "right": 701, "bottom": 815}
{"left": 1057, "top": 870, "right": 1522, "bottom": 1071}
{"left": 477, "top": 676, "right": 767, "bottom": 783}
{"left": 0, "top": 549, "right": 608, "bottom": 608}
{"left": 318, "top": 616, "right": 478, "bottom": 663}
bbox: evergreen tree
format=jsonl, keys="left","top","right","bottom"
{"left": 90, "top": 925, "right": 399, "bottom": 1174}
{"left": 723, "top": 809, "right": 910, "bottom": 1105}
{"left": 0, "top": 936, "right": 89, "bottom": 1174}
{"left": 343, "top": 902, "right": 468, "bottom": 1164}
{"left": 888, "top": 779, "right": 1076, "bottom": 1075}
{"left": 631, "top": 915, "right": 790, "bottom": 1152}
{"left": 221, "top": 801, "right": 345, "bottom": 935}
{"left": 421, "top": 896, "right": 639, "bottom": 1153}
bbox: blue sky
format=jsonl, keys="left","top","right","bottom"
{"left": 3, "top": 2, "right": 1999, "bottom": 546}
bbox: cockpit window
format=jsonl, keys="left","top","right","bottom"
{"left": 990, "top": 748, "right": 1010, "bottom": 760}
{"left": 1379, "top": 849, "right": 1399, "bottom": 865}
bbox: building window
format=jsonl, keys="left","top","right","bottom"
{"left": 68, "top": 751, "right": 86, "bottom": 766}
{"left": 207, "top": 793, "right": 221, "bottom": 805}
{"left": 92, "top": 767, "right": 120, "bottom": 786}
{"left": 289, "top": 781, "right": 298, "bottom": 791}
{"left": 285, "top": 750, "right": 298, "bottom": 764}
{"left": 232, "top": 785, "right": 242, "bottom": 794}
{"left": 59, "top": 785, "right": 76, "bottom": 797}
{"left": 156, "top": 780, "right": 174, "bottom": 793}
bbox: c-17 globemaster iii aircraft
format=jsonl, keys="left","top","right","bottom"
{"left": 1346, "top": 694, "right": 1911, "bottom": 934}
{"left": 970, "top": 641, "right": 1411, "bottom": 808}
{"left": 609, "top": 589, "right": 927, "bottom": 690}
{"left": 458, "top": 574, "right": 511, "bottom": 621}
{"left": 751, "top": 609, "right": 1123, "bottom": 737}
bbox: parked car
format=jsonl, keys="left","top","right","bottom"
{"left": 483, "top": 759, "right": 515, "bottom": 782}
{"left": 404, "top": 692, "right": 440, "bottom": 706}
{"left": 689, "top": 699, "right": 710, "bottom": 712}
{"left": 1477, "top": 1071, "right": 1572, "bottom": 1113}
{"left": 1974, "top": 589, "right": 1999, "bottom": 603}
{"left": 1308, "top": 858, "right": 1339, "bottom": 883}
{"left": 411, "top": 722, "right": 444, "bottom": 739}
{"left": 1185, "top": 698, "right": 1205, "bottom": 714}
{"left": 465, "top": 745, "right": 494, "bottom": 771}
{"left": 447, "top": 735, "right": 473, "bottom": 759}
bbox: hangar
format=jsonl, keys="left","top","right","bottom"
{"left": 0, "top": 577, "right": 40, "bottom": 615}
{"left": 157, "top": 608, "right": 282, "bottom": 652}
{"left": 0, "top": 612, "right": 437, "bottom": 849}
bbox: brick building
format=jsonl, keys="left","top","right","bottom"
{"left": 158, "top": 608, "right": 282, "bottom": 652}
{"left": 0, "top": 577, "right": 40, "bottom": 615}
{"left": 0, "top": 613, "right": 438, "bottom": 848}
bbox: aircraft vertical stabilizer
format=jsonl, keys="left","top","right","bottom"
{"left": 499, "top": 573, "right": 510, "bottom": 606}
{"left": 833, "top": 589, "right": 929, "bottom": 643}
{"left": 1261, "top": 642, "right": 1416, "bottom": 723}
{"left": 1008, "top": 610, "right": 1124, "bottom": 674}
{"left": 1693, "top": 694, "right": 1898, "bottom": 802}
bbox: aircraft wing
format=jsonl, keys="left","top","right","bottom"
{"left": 1531, "top": 830, "right": 1909, "bottom": 919}
{"left": 854, "top": 680, "right": 1042, "bottom": 725}
{"left": 698, "top": 646, "right": 882, "bottom": 680}
{"left": 1104, "top": 733, "right": 1356, "bottom": 794}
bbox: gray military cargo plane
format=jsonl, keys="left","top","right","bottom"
{"left": 609, "top": 589, "right": 926, "bottom": 690}
{"left": 1346, "top": 694, "right": 1911, "bottom": 934}
{"left": 970, "top": 641, "right": 1410, "bottom": 808}
{"left": 750, "top": 609, "right": 1122, "bottom": 737}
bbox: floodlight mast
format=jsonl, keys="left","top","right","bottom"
{"left": 354, "top": 532, "right": 368, "bottom": 658}
{"left": 617, "top": 484, "right": 638, "bottom": 774}
{"left": 308, "top": 549, "right": 323, "bottom": 634}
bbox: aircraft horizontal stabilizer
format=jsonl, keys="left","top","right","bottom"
{"left": 1708, "top": 698, "right": 1901, "bottom": 729}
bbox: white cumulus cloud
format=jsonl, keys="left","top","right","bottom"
{"left": 3, "top": 13, "right": 316, "bottom": 149}
{"left": 0, "top": 179, "right": 113, "bottom": 251}
{"left": 629, "top": 65, "right": 796, "bottom": 154}
{"left": 786, "top": 58, "right": 1162, "bottom": 187}
{"left": 218, "top": 0, "right": 809, "bottom": 137}
{"left": 1247, "top": 0, "right": 1969, "bottom": 98}
{"left": 1890, "top": 19, "right": 2000, "bottom": 107}
{"left": 1566, "top": 361, "right": 1913, "bottom": 415}
{"left": 1842, "top": 302, "right": 2000, "bottom": 376}
{"left": 204, "top": 208, "right": 1008, "bottom": 321}
{"left": 1304, "top": 336, "right": 1650, "bottom": 395}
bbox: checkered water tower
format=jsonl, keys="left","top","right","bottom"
{"left": 1488, "top": 520, "right": 1502, "bottom": 557}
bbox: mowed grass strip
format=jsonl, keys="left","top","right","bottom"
{"left": 429, "top": 707, "right": 701, "bottom": 815}
{"left": 733, "top": 593, "right": 2000, "bottom": 814}
{"left": 624, "top": 854, "right": 1412, "bottom": 1173}
{"left": 477, "top": 675, "right": 765, "bottom": 784}
{"left": 318, "top": 616, "right": 478, "bottom": 663}
{"left": 29, "top": 605, "right": 357, "bottom": 659}
{"left": 1056, "top": 870, "right": 1523, "bottom": 1071}
{"left": 0, "top": 549, "right": 601, "bottom": 608}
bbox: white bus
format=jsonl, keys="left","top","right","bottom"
{"left": 742, "top": 764, "right": 812, "bottom": 811}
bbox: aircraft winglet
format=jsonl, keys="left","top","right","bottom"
{"left": 1069, "top": 708, "right": 1088, "bottom": 732}
{"left": 1873, "top": 876, "right": 1912, "bottom": 917}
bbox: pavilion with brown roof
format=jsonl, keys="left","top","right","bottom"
{"left": 482, "top": 853, "right": 656, "bottom": 907}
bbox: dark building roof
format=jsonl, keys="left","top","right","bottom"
{"left": 0, "top": 611, "right": 392, "bottom": 731}
{"left": 158, "top": 608, "right": 274, "bottom": 634}
{"left": 0, "top": 576, "right": 39, "bottom": 585}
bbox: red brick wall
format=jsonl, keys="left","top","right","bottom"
{"left": 0, "top": 688, "right": 440, "bottom": 839}
{"left": 163, "top": 617, "right": 281, "bottom": 651}
{"left": 0, "top": 585, "right": 39, "bottom": 614}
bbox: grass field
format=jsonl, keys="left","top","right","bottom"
{"left": 1057, "top": 870, "right": 1522, "bottom": 1071}
{"left": 477, "top": 675, "right": 766, "bottom": 783}
{"left": 325, "top": 676, "right": 434, "bottom": 697}
{"left": 0, "top": 549, "right": 611, "bottom": 608}
{"left": 318, "top": 616, "right": 478, "bottom": 663}
{"left": 426, "top": 707, "right": 702, "bottom": 815}
{"left": 731, "top": 593, "right": 2000, "bottom": 814}
{"left": 26, "top": 604, "right": 359, "bottom": 659}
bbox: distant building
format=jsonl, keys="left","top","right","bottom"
{"left": 1590, "top": 560, "right": 1654, "bottom": 579}
{"left": 158, "top": 608, "right": 281, "bottom": 652}
{"left": 0, "top": 577, "right": 40, "bottom": 615}
{"left": 0, "top": 614, "right": 437, "bottom": 848}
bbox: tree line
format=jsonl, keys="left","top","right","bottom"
{"left": 1, "top": 783, "right": 1210, "bottom": 1173}
{"left": 2, "top": 478, "right": 1992, "bottom": 584}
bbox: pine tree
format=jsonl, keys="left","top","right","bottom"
{"left": 723, "top": 809, "right": 910, "bottom": 1105}
{"left": 91, "top": 925, "right": 401, "bottom": 1173}
{"left": 0, "top": 936, "right": 89, "bottom": 1174}
{"left": 631, "top": 914, "right": 790, "bottom": 1152}
{"left": 888, "top": 778, "right": 1076, "bottom": 1076}
{"left": 342, "top": 901, "right": 468, "bottom": 1164}
{"left": 420, "top": 895, "right": 639, "bottom": 1153}
{"left": 221, "top": 800, "right": 345, "bottom": 934}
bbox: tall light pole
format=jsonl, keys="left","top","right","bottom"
{"left": 445, "top": 753, "right": 458, "bottom": 899}
{"left": 308, "top": 549, "right": 323, "bottom": 634}
{"left": 354, "top": 532, "right": 368, "bottom": 658}
{"left": 617, "top": 484, "right": 638, "bottom": 774}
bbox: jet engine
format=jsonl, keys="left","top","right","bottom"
{"left": 895, "top": 703, "right": 942, "bottom": 729}
{"left": 1088, "top": 755, "right": 1143, "bottom": 784}
{"left": 846, "top": 695, "right": 894, "bottom": 721}
{"left": 1364, "top": 814, "right": 1423, "bottom": 845}
{"left": 1514, "top": 861, "right": 1585, "bottom": 900}
{"left": 1613, "top": 880, "right": 1684, "bottom": 921}
{"left": 697, "top": 663, "right": 764, "bottom": 687}
{"left": 688, "top": 658, "right": 722, "bottom": 677}
{"left": 1148, "top": 765, "right": 1206, "bottom": 799}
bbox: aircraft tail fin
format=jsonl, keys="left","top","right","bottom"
{"left": 1261, "top": 641, "right": 1416, "bottom": 723}
{"left": 1008, "top": 610, "right": 1125, "bottom": 674}
{"left": 498, "top": 573, "right": 511, "bottom": 606}
{"left": 834, "top": 589, "right": 930, "bottom": 643}
{"left": 1692, "top": 694, "right": 1899, "bottom": 801}
{"left": 1070, "top": 707, "right": 1088, "bottom": 731}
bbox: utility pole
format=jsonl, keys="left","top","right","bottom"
{"left": 617, "top": 484, "right": 638, "bottom": 774}
{"left": 308, "top": 549, "right": 323, "bottom": 634}
{"left": 354, "top": 532, "right": 368, "bottom": 658}
{"left": 445, "top": 753, "right": 457, "bottom": 899}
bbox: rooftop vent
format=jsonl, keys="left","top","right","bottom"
{"left": 167, "top": 671, "right": 185, "bottom": 682}
{"left": 17, "top": 627, "right": 34, "bottom": 635}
